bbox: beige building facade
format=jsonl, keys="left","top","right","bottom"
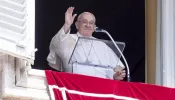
{"left": 1, "top": 0, "right": 175, "bottom": 99}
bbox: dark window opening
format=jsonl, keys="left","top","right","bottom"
{"left": 34, "top": 0, "right": 145, "bottom": 82}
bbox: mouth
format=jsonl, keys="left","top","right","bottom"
{"left": 84, "top": 28, "right": 92, "bottom": 31}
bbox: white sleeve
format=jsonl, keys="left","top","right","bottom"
{"left": 47, "top": 26, "right": 70, "bottom": 70}
{"left": 117, "top": 58, "right": 125, "bottom": 68}
{"left": 106, "top": 45, "right": 125, "bottom": 69}
{"left": 51, "top": 26, "right": 71, "bottom": 49}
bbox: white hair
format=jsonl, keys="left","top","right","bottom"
{"left": 77, "top": 12, "right": 96, "bottom": 21}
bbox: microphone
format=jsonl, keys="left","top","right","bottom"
{"left": 95, "top": 27, "right": 104, "bottom": 32}
{"left": 95, "top": 27, "right": 131, "bottom": 82}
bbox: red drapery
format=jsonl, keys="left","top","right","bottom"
{"left": 45, "top": 70, "right": 175, "bottom": 100}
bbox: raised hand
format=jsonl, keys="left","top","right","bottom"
{"left": 65, "top": 7, "right": 77, "bottom": 26}
{"left": 63, "top": 7, "right": 77, "bottom": 33}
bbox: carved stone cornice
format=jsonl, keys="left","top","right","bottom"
{"left": 0, "top": 54, "right": 50, "bottom": 100}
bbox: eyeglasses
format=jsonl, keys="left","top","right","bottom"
{"left": 78, "top": 19, "right": 95, "bottom": 26}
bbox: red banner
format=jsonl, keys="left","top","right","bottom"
{"left": 45, "top": 70, "right": 175, "bottom": 100}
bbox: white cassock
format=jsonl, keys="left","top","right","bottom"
{"left": 47, "top": 26, "right": 125, "bottom": 79}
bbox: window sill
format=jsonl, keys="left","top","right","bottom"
{"left": 0, "top": 55, "right": 50, "bottom": 100}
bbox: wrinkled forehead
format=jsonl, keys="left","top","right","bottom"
{"left": 78, "top": 12, "right": 96, "bottom": 22}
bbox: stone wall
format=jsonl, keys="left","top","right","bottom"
{"left": 0, "top": 54, "right": 50, "bottom": 100}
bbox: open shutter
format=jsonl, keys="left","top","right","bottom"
{"left": 0, "top": 0, "right": 35, "bottom": 64}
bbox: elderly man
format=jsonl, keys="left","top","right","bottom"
{"left": 47, "top": 7, "right": 126, "bottom": 80}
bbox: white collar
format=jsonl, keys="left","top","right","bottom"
{"left": 77, "top": 32, "right": 93, "bottom": 38}
{"left": 75, "top": 32, "right": 95, "bottom": 44}
{"left": 71, "top": 32, "right": 95, "bottom": 42}
{"left": 77, "top": 32, "right": 82, "bottom": 37}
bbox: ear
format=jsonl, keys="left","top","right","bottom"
{"left": 94, "top": 24, "right": 96, "bottom": 29}
{"left": 75, "top": 21, "right": 78, "bottom": 29}
{"left": 93, "top": 24, "right": 96, "bottom": 30}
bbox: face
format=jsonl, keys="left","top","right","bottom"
{"left": 76, "top": 13, "right": 96, "bottom": 37}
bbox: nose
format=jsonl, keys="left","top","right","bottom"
{"left": 85, "top": 22, "right": 91, "bottom": 27}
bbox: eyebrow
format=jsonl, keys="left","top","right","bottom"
{"left": 81, "top": 19, "right": 95, "bottom": 22}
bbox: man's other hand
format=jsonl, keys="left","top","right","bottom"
{"left": 113, "top": 66, "right": 126, "bottom": 80}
